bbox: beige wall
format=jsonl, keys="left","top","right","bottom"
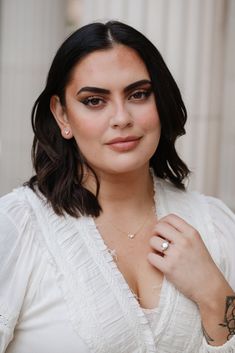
{"left": 0, "top": 0, "right": 234, "bottom": 209}
{"left": 0, "top": 0, "right": 66, "bottom": 195}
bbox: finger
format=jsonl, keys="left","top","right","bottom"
{"left": 147, "top": 252, "right": 167, "bottom": 273}
{"left": 160, "top": 213, "right": 193, "bottom": 233}
{"left": 153, "top": 221, "right": 180, "bottom": 243}
{"left": 150, "top": 235, "right": 172, "bottom": 254}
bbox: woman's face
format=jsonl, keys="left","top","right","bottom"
{"left": 51, "top": 44, "right": 161, "bottom": 176}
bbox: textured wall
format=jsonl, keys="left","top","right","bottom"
{"left": 66, "top": 0, "right": 235, "bottom": 209}
{"left": 0, "top": 0, "right": 234, "bottom": 210}
{"left": 0, "top": 0, "right": 66, "bottom": 195}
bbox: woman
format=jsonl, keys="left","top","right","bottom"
{"left": 0, "top": 20, "right": 234, "bottom": 353}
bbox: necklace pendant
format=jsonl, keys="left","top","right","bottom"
{"left": 128, "top": 233, "right": 135, "bottom": 239}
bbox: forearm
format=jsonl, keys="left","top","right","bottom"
{"left": 198, "top": 283, "right": 235, "bottom": 346}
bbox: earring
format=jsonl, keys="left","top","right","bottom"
{"left": 64, "top": 127, "right": 70, "bottom": 136}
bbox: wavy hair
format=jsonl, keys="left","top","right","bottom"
{"left": 27, "top": 20, "right": 190, "bottom": 217}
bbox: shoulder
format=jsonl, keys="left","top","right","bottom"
{"left": 155, "top": 177, "right": 204, "bottom": 209}
{"left": 0, "top": 186, "right": 47, "bottom": 227}
{"left": 155, "top": 177, "right": 233, "bottom": 216}
{"left": 0, "top": 187, "right": 30, "bottom": 232}
{"left": 157, "top": 177, "right": 235, "bottom": 231}
{"left": 0, "top": 186, "right": 47, "bottom": 252}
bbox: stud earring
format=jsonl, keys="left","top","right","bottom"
{"left": 64, "top": 128, "right": 70, "bottom": 135}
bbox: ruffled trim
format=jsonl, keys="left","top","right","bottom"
{"left": 21, "top": 175, "right": 230, "bottom": 353}
{"left": 82, "top": 216, "right": 156, "bottom": 352}
{"left": 23, "top": 187, "right": 156, "bottom": 353}
{"left": 21, "top": 175, "right": 179, "bottom": 353}
{"left": 24, "top": 193, "right": 104, "bottom": 352}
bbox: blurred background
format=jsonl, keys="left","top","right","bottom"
{"left": 0, "top": 0, "right": 234, "bottom": 209}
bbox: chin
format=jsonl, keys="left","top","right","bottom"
{"left": 97, "top": 159, "right": 151, "bottom": 176}
{"left": 86, "top": 147, "right": 156, "bottom": 176}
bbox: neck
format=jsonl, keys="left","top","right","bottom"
{"left": 85, "top": 165, "right": 154, "bottom": 215}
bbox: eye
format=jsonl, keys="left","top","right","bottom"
{"left": 80, "top": 96, "right": 105, "bottom": 108}
{"left": 129, "top": 88, "right": 152, "bottom": 101}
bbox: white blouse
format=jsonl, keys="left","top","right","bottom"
{"left": 0, "top": 177, "right": 235, "bottom": 353}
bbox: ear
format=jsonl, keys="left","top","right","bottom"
{"left": 50, "top": 95, "right": 73, "bottom": 139}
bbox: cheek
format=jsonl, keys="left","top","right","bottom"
{"left": 65, "top": 101, "right": 107, "bottom": 142}
{"left": 71, "top": 118, "right": 103, "bottom": 142}
{"left": 138, "top": 106, "right": 161, "bottom": 132}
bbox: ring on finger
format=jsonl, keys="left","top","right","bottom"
{"left": 161, "top": 240, "right": 170, "bottom": 252}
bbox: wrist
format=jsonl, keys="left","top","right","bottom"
{"left": 196, "top": 275, "right": 233, "bottom": 312}
{"left": 197, "top": 280, "right": 235, "bottom": 346}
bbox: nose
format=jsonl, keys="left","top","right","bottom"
{"left": 110, "top": 101, "right": 133, "bottom": 129}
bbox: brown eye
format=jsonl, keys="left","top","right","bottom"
{"left": 81, "top": 96, "right": 105, "bottom": 107}
{"left": 132, "top": 91, "right": 146, "bottom": 99}
{"left": 129, "top": 88, "right": 152, "bottom": 101}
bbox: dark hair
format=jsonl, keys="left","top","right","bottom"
{"left": 26, "top": 20, "right": 190, "bottom": 217}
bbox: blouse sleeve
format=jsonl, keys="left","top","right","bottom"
{"left": 0, "top": 190, "right": 38, "bottom": 352}
{"left": 207, "top": 196, "right": 235, "bottom": 290}
{"left": 200, "top": 196, "right": 235, "bottom": 353}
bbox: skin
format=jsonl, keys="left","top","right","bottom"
{"left": 148, "top": 215, "right": 235, "bottom": 346}
{"left": 51, "top": 44, "right": 160, "bottom": 176}
{"left": 50, "top": 44, "right": 235, "bottom": 346}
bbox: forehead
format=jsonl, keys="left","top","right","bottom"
{"left": 68, "top": 45, "right": 150, "bottom": 88}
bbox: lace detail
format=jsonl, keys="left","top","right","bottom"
{"left": 0, "top": 313, "right": 10, "bottom": 328}
{"left": 142, "top": 307, "right": 161, "bottom": 335}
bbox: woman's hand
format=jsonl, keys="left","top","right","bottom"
{"left": 147, "top": 214, "right": 235, "bottom": 346}
{"left": 147, "top": 213, "right": 231, "bottom": 306}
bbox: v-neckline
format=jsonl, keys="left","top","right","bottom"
{"left": 24, "top": 176, "right": 178, "bottom": 352}
{"left": 82, "top": 176, "right": 177, "bottom": 351}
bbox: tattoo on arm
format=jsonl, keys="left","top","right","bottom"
{"left": 219, "top": 296, "right": 235, "bottom": 340}
{"left": 202, "top": 296, "right": 235, "bottom": 344}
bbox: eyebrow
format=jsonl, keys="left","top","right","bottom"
{"left": 76, "top": 79, "right": 152, "bottom": 96}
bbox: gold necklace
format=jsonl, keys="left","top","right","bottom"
{"left": 105, "top": 206, "right": 155, "bottom": 239}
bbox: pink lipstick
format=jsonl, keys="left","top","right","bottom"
{"left": 106, "top": 136, "right": 142, "bottom": 152}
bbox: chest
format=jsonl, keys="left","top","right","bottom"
{"left": 96, "top": 220, "right": 164, "bottom": 309}
{"left": 25, "top": 183, "right": 220, "bottom": 353}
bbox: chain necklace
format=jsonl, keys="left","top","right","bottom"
{"left": 105, "top": 206, "right": 155, "bottom": 239}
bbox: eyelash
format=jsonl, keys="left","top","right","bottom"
{"left": 128, "top": 88, "right": 152, "bottom": 101}
{"left": 80, "top": 88, "right": 152, "bottom": 108}
{"left": 81, "top": 97, "right": 104, "bottom": 107}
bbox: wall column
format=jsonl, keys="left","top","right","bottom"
{"left": 0, "top": 0, "right": 66, "bottom": 195}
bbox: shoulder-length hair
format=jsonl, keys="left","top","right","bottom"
{"left": 27, "top": 20, "right": 190, "bottom": 217}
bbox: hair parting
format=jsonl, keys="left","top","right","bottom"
{"left": 26, "top": 20, "right": 190, "bottom": 217}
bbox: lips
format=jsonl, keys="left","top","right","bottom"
{"left": 106, "top": 136, "right": 142, "bottom": 152}
{"left": 106, "top": 136, "right": 141, "bottom": 144}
